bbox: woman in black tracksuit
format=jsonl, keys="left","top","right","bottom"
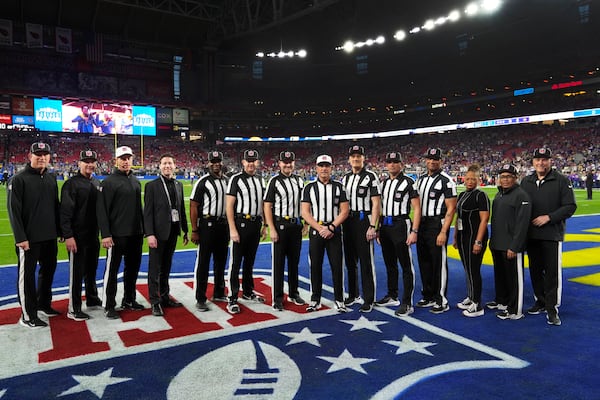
{"left": 453, "top": 165, "right": 490, "bottom": 317}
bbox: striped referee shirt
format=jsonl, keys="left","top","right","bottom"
{"left": 415, "top": 170, "right": 457, "bottom": 217}
{"left": 381, "top": 173, "right": 419, "bottom": 216}
{"left": 301, "top": 178, "right": 348, "bottom": 223}
{"left": 342, "top": 168, "right": 381, "bottom": 212}
{"left": 227, "top": 171, "right": 264, "bottom": 216}
{"left": 264, "top": 173, "right": 304, "bottom": 218}
{"left": 190, "top": 173, "right": 228, "bottom": 217}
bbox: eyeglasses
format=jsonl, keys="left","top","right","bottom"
{"left": 499, "top": 175, "right": 515, "bottom": 179}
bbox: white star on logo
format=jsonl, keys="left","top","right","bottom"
{"left": 340, "top": 316, "right": 388, "bottom": 332}
{"left": 58, "top": 367, "right": 132, "bottom": 399}
{"left": 0, "top": 388, "right": 6, "bottom": 398}
{"left": 382, "top": 335, "right": 438, "bottom": 356}
{"left": 280, "top": 327, "right": 332, "bottom": 347}
{"left": 317, "top": 349, "right": 377, "bottom": 374}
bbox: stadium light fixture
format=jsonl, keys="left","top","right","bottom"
{"left": 481, "top": 0, "right": 502, "bottom": 13}
{"left": 465, "top": 2, "right": 480, "bottom": 16}
{"left": 448, "top": 10, "right": 461, "bottom": 22}
{"left": 423, "top": 19, "right": 436, "bottom": 30}
{"left": 256, "top": 49, "right": 308, "bottom": 59}
{"left": 394, "top": 30, "right": 407, "bottom": 41}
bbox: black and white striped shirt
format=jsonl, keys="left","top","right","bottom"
{"left": 415, "top": 170, "right": 457, "bottom": 217}
{"left": 264, "top": 173, "right": 304, "bottom": 218}
{"left": 342, "top": 168, "right": 381, "bottom": 212}
{"left": 301, "top": 178, "right": 348, "bottom": 223}
{"left": 190, "top": 173, "right": 228, "bottom": 217}
{"left": 227, "top": 171, "right": 264, "bottom": 216}
{"left": 381, "top": 173, "right": 419, "bottom": 216}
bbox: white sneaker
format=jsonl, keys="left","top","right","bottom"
{"left": 334, "top": 301, "right": 348, "bottom": 313}
{"left": 456, "top": 297, "right": 473, "bottom": 310}
{"left": 462, "top": 302, "right": 484, "bottom": 317}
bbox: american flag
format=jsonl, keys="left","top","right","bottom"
{"left": 85, "top": 32, "right": 103, "bottom": 64}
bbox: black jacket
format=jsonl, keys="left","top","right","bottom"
{"left": 521, "top": 169, "right": 577, "bottom": 241}
{"left": 490, "top": 184, "right": 531, "bottom": 252}
{"left": 60, "top": 172, "right": 100, "bottom": 241}
{"left": 143, "top": 175, "right": 188, "bottom": 241}
{"left": 97, "top": 168, "right": 143, "bottom": 238}
{"left": 7, "top": 164, "right": 60, "bottom": 244}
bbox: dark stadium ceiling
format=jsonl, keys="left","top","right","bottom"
{"left": 1, "top": 0, "right": 597, "bottom": 106}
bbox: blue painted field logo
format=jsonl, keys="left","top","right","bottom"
{"left": 0, "top": 274, "right": 529, "bottom": 399}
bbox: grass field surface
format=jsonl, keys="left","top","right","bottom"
{"left": 0, "top": 179, "right": 598, "bottom": 266}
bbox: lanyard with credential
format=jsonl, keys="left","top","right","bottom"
{"left": 160, "top": 175, "right": 180, "bottom": 222}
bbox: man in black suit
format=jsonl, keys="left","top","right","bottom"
{"left": 144, "top": 154, "right": 189, "bottom": 316}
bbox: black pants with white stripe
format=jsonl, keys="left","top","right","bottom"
{"left": 271, "top": 221, "right": 302, "bottom": 303}
{"left": 379, "top": 220, "right": 415, "bottom": 306}
{"left": 102, "top": 234, "right": 143, "bottom": 310}
{"left": 16, "top": 239, "right": 57, "bottom": 321}
{"left": 195, "top": 219, "right": 228, "bottom": 302}
{"left": 342, "top": 216, "right": 376, "bottom": 304}
{"left": 68, "top": 237, "right": 100, "bottom": 313}
{"left": 228, "top": 219, "right": 261, "bottom": 300}
{"left": 308, "top": 228, "right": 344, "bottom": 303}
{"left": 490, "top": 249, "right": 524, "bottom": 315}
{"left": 416, "top": 217, "right": 448, "bottom": 306}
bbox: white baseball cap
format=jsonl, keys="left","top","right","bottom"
{"left": 316, "top": 154, "right": 332, "bottom": 165}
{"left": 115, "top": 146, "right": 133, "bottom": 158}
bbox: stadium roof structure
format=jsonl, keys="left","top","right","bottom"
{"left": 1, "top": 0, "right": 598, "bottom": 109}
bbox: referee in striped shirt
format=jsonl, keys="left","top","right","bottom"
{"left": 301, "top": 154, "right": 349, "bottom": 312}
{"left": 376, "top": 151, "right": 421, "bottom": 317}
{"left": 342, "top": 145, "right": 381, "bottom": 312}
{"left": 264, "top": 151, "right": 307, "bottom": 311}
{"left": 414, "top": 147, "right": 457, "bottom": 314}
{"left": 190, "top": 151, "right": 229, "bottom": 312}
{"left": 225, "top": 149, "right": 267, "bottom": 314}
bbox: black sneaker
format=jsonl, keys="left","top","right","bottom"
{"left": 306, "top": 301, "right": 321, "bottom": 312}
{"left": 430, "top": 304, "right": 450, "bottom": 314}
{"left": 105, "top": 308, "right": 119, "bottom": 319}
{"left": 359, "top": 303, "right": 373, "bottom": 313}
{"left": 289, "top": 295, "right": 306, "bottom": 306}
{"left": 67, "top": 311, "right": 90, "bottom": 321}
{"left": 486, "top": 301, "right": 507, "bottom": 311}
{"left": 227, "top": 300, "right": 241, "bottom": 314}
{"left": 527, "top": 304, "right": 546, "bottom": 315}
{"left": 394, "top": 304, "right": 414, "bottom": 317}
{"left": 273, "top": 301, "right": 284, "bottom": 311}
{"left": 20, "top": 317, "right": 48, "bottom": 328}
{"left": 344, "top": 296, "right": 363, "bottom": 306}
{"left": 86, "top": 297, "right": 103, "bottom": 307}
{"left": 152, "top": 303, "right": 164, "bottom": 316}
{"left": 375, "top": 296, "right": 400, "bottom": 307}
{"left": 211, "top": 296, "right": 229, "bottom": 303}
{"left": 547, "top": 312, "right": 561, "bottom": 326}
{"left": 415, "top": 299, "right": 436, "bottom": 308}
{"left": 242, "top": 293, "right": 265, "bottom": 303}
{"left": 195, "top": 302, "right": 209, "bottom": 312}
{"left": 121, "top": 300, "right": 145, "bottom": 310}
{"left": 39, "top": 306, "right": 60, "bottom": 317}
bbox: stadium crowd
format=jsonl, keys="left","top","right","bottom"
{"left": 1, "top": 122, "right": 599, "bottom": 187}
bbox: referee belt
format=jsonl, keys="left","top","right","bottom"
{"left": 349, "top": 210, "right": 371, "bottom": 218}
{"left": 202, "top": 215, "right": 226, "bottom": 223}
{"left": 235, "top": 214, "right": 262, "bottom": 222}
{"left": 275, "top": 216, "right": 301, "bottom": 224}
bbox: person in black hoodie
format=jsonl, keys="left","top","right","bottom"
{"left": 488, "top": 164, "right": 531, "bottom": 321}
{"left": 7, "top": 142, "right": 61, "bottom": 328}
{"left": 60, "top": 149, "right": 102, "bottom": 322}
{"left": 97, "top": 145, "right": 145, "bottom": 319}
{"left": 521, "top": 147, "right": 577, "bottom": 326}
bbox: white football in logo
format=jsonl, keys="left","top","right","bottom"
{"left": 167, "top": 340, "right": 301, "bottom": 399}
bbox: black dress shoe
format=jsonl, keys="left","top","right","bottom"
{"left": 152, "top": 303, "right": 164, "bottom": 316}
{"left": 162, "top": 299, "right": 183, "bottom": 308}
{"left": 86, "top": 297, "right": 103, "bottom": 307}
